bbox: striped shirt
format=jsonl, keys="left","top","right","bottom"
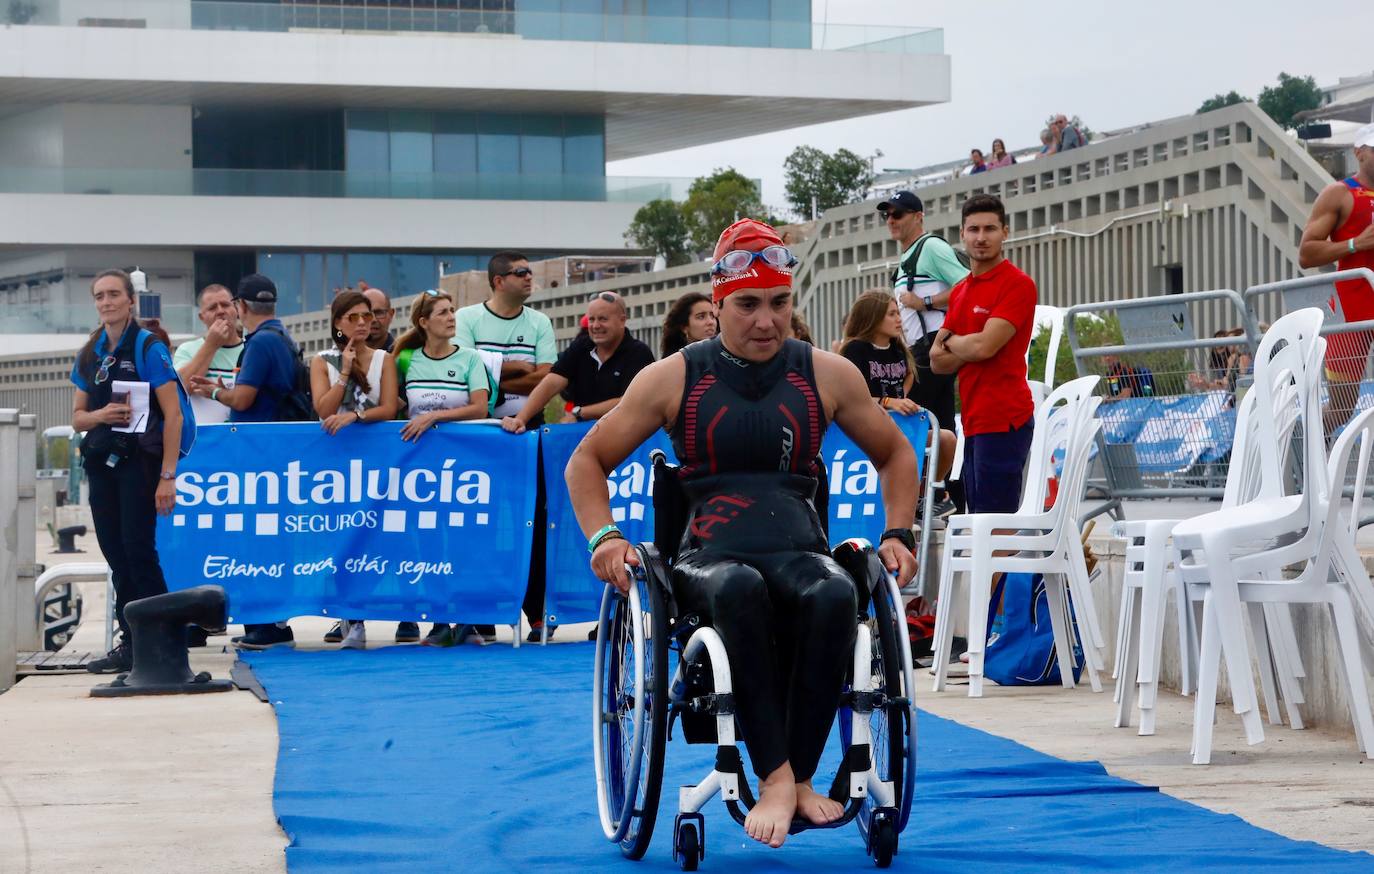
{"left": 455, "top": 302, "right": 555, "bottom": 417}
{"left": 173, "top": 336, "right": 242, "bottom": 425}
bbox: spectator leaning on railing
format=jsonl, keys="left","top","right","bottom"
{"left": 70, "top": 269, "right": 182, "bottom": 674}
{"left": 394, "top": 289, "right": 495, "bottom": 647}
{"left": 968, "top": 148, "right": 988, "bottom": 175}
{"left": 192, "top": 274, "right": 303, "bottom": 650}
{"left": 987, "top": 139, "right": 1016, "bottom": 169}
{"left": 456, "top": 251, "right": 558, "bottom": 641}
{"left": 176, "top": 283, "right": 243, "bottom": 427}
{"left": 310, "top": 291, "right": 400, "bottom": 650}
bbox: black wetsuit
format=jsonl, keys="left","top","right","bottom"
{"left": 670, "top": 337, "right": 857, "bottom": 781}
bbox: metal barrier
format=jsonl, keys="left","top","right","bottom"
{"left": 1065, "top": 290, "right": 1262, "bottom": 521}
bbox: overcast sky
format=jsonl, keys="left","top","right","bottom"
{"left": 608, "top": 0, "right": 1363, "bottom": 215}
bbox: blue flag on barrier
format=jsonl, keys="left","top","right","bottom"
{"left": 540, "top": 413, "right": 929, "bottom": 625}
{"left": 157, "top": 422, "right": 539, "bottom": 625}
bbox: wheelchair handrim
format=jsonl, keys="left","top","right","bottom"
{"left": 592, "top": 584, "right": 647, "bottom": 843}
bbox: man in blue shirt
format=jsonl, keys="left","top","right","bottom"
{"left": 193, "top": 274, "right": 297, "bottom": 423}
{"left": 190, "top": 273, "right": 300, "bottom": 649}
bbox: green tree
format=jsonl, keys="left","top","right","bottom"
{"left": 682, "top": 168, "right": 768, "bottom": 254}
{"left": 624, "top": 198, "right": 693, "bottom": 267}
{"left": 782, "top": 145, "right": 876, "bottom": 218}
{"left": 1258, "top": 72, "right": 1323, "bottom": 130}
{"left": 1196, "top": 90, "right": 1249, "bottom": 114}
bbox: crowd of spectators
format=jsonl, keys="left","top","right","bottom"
{"left": 74, "top": 194, "right": 1040, "bottom": 660}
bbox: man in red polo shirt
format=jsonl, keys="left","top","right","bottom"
{"left": 930, "top": 194, "right": 1037, "bottom": 513}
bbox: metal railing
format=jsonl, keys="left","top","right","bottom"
{"left": 1066, "top": 290, "right": 1263, "bottom": 520}
{"left": 0, "top": 410, "right": 39, "bottom": 691}
{"left": 0, "top": 166, "right": 697, "bottom": 203}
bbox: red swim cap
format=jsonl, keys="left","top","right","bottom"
{"left": 710, "top": 218, "right": 793, "bottom": 303}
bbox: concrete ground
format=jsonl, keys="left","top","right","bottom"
{"left": 1, "top": 525, "right": 1371, "bottom": 871}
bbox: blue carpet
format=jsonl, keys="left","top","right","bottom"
{"left": 244, "top": 645, "right": 1374, "bottom": 872}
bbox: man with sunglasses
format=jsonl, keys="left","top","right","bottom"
{"left": 880, "top": 190, "right": 969, "bottom": 518}
{"left": 362, "top": 286, "right": 397, "bottom": 352}
{"left": 456, "top": 251, "right": 559, "bottom": 639}
{"left": 567, "top": 219, "right": 918, "bottom": 847}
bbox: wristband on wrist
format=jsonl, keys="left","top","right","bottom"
{"left": 587, "top": 523, "right": 624, "bottom": 553}
{"left": 880, "top": 527, "right": 916, "bottom": 552}
{"left": 1351, "top": 239, "right": 1359, "bottom": 255}
{"left": 211, "top": 387, "right": 220, "bottom": 402}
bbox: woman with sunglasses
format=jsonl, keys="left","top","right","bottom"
{"left": 660, "top": 291, "right": 718, "bottom": 358}
{"left": 310, "top": 291, "right": 399, "bottom": 650}
{"left": 394, "top": 289, "right": 494, "bottom": 646}
{"left": 70, "top": 269, "right": 183, "bottom": 674}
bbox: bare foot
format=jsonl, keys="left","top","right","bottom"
{"left": 795, "top": 780, "right": 844, "bottom": 825}
{"left": 744, "top": 770, "right": 797, "bottom": 848}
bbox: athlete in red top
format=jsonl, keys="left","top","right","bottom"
{"left": 1300, "top": 123, "right": 1374, "bottom": 432}
{"left": 930, "top": 194, "right": 1038, "bottom": 514}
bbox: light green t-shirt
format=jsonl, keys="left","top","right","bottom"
{"left": 454, "top": 302, "right": 556, "bottom": 417}
{"left": 402, "top": 346, "right": 492, "bottom": 417}
{"left": 892, "top": 233, "right": 971, "bottom": 344}
{"left": 173, "top": 336, "right": 243, "bottom": 425}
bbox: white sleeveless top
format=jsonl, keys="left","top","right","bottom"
{"left": 318, "top": 347, "right": 388, "bottom": 412}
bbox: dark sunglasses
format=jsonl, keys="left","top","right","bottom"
{"left": 500, "top": 267, "right": 533, "bottom": 278}
{"left": 588, "top": 291, "right": 620, "bottom": 304}
{"left": 94, "top": 354, "right": 117, "bottom": 385}
{"left": 882, "top": 209, "right": 910, "bottom": 221}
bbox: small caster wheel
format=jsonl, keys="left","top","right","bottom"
{"left": 868, "top": 807, "right": 898, "bottom": 868}
{"left": 673, "top": 812, "right": 705, "bottom": 871}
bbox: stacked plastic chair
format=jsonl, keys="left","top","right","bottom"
{"left": 931, "top": 375, "right": 1108, "bottom": 697}
{"left": 1171, "top": 308, "right": 1374, "bottom": 763}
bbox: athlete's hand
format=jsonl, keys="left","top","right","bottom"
{"left": 1356, "top": 223, "right": 1374, "bottom": 253}
{"left": 878, "top": 537, "right": 918, "bottom": 588}
{"left": 591, "top": 538, "right": 639, "bottom": 594}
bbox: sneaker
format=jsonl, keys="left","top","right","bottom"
{"left": 323, "top": 621, "right": 344, "bottom": 644}
{"left": 394, "top": 621, "right": 421, "bottom": 643}
{"left": 931, "top": 497, "right": 957, "bottom": 520}
{"left": 526, "top": 621, "right": 558, "bottom": 643}
{"left": 457, "top": 624, "right": 488, "bottom": 646}
{"left": 341, "top": 621, "right": 366, "bottom": 650}
{"left": 234, "top": 625, "right": 296, "bottom": 651}
{"left": 86, "top": 642, "right": 132, "bottom": 674}
{"left": 421, "top": 624, "right": 455, "bottom": 647}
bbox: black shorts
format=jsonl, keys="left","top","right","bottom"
{"left": 962, "top": 419, "right": 1034, "bottom": 514}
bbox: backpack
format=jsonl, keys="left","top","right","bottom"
{"left": 892, "top": 232, "right": 972, "bottom": 293}
{"left": 133, "top": 330, "right": 197, "bottom": 458}
{"left": 240, "top": 324, "right": 316, "bottom": 422}
{"left": 982, "top": 573, "right": 1083, "bottom": 686}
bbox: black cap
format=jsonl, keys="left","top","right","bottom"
{"left": 877, "top": 190, "right": 923, "bottom": 215}
{"left": 236, "top": 273, "right": 277, "bottom": 303}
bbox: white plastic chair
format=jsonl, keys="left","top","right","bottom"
{"left": 1112, "top": 378, "right": 1310, "bottom": 735}
{"left": 931, "top": 375, "right": 1107, "bottom": 697}
{"left": 1026, "top": 305, "right": 1065, "bottom": 409}
{"left": 1172, "top": 309, "right": 1328, "bottom": 763}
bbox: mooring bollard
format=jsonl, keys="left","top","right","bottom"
{"left": 0, "top": 409, "right": 20, "bottom": 692}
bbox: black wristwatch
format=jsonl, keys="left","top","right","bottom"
{"left": 880, "top": 527, "right": 916, "bottom": 552}
{"left": 922, "top": 295, "right": 934, "bottom": 310}
{"left": 572, "top": 406, "right": 584, "bottom": 421}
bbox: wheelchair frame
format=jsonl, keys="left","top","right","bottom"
{"left": 592, "top": 481, "right": 919, "bottom": 869}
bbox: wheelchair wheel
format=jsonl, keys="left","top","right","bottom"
{"left": 592, "top": 561, "right": 670, "bottom": 859}
{"left": 840, "top": 570, "right": 917, "bottom": 841}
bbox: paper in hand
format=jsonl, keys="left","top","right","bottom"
{"left": 111, "top": 380, "right": 151, "bottom": 434}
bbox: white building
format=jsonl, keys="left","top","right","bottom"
{"left": 0, "top": 1, "right": 949, "bottom": 332}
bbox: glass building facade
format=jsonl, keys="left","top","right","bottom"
{"left": 192, "top": 1, "right": 814, "bottom": 49}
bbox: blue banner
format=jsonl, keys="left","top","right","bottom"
{"left": 158, "top": 422, "right": 539, "bottom": 625}
{"left": 540, "top": 413, "right": 930, "bottom": 625}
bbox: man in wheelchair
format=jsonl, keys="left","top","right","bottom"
{"left": 567, "top": 219, "right": 919, "bottom": 849}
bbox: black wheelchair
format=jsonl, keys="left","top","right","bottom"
{"left": 592, "top": 452, "right": 918, "bottom": 870}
